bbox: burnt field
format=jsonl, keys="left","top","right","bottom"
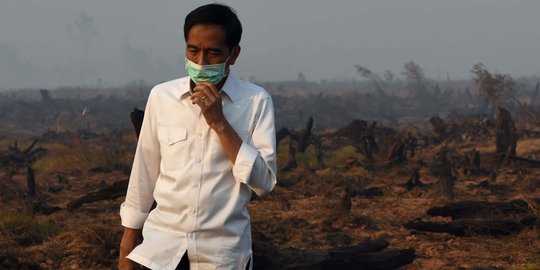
{"left": 1, "top": 66, "right": 540, "bottom": 269}
{"left": 1, "top": 110, "right": 539, "bottom": 270}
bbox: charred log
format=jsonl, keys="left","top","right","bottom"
{"left": 252, "top": 236, "right": 415, "bottom": 270}
{"left": 426, "top": 199, "right": 540, "bottom": 219}
{"left": 406, "top": 198, "right": 539, "bottom": 236}
{"left": 67, "top": 179, "right": 129, "bottom": 210}
{"left": 404, "top": 215, "right": 537, "bottom": 236}
{"left": 404, "top": 219, "right": 466, "bottom": 236}
{"left": 508, "top": 155, "right": 540, "bottom": 168}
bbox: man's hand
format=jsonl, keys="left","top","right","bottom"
{"left": 190, "top": 82, "right": 228, "bottom": 132}
{"left": 190, "top": 81, "right": 242, "bottom": 164}
{"left": 118, "top": 228, "right": 142, "bottom": 270}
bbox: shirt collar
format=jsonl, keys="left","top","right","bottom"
{"left": 177, "top": 73, "right": 239, "bottom": 103}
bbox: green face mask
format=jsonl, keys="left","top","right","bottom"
{"left": 185, "top": 57, "right": 230, "bottom": 85}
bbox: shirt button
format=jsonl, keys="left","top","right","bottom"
{"left": 193, "top": 183, "right": 199, "bottom": 188}
{"left": 191, "top": 209, "right": 197, "bottom": 215}
{"left": 196, "top": 157, "right": 201, "bottom": 163}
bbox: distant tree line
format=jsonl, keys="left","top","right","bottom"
{"left": 0, "top": 63, "right": 539, "bottom": 137}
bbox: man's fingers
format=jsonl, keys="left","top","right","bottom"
{"left": 198, "top": 82, "right": 220, "bottom": 99}
{"left": 190, "top": 91, "right": 206, "bottom": 105}
{"left": 196, "top": 85, "right": 220, "bottom": 105}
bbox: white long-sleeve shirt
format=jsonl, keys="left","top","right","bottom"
{"left": 120, "top": 74, "right": 277, "bottom": 270}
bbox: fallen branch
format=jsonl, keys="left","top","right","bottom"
{"left": 67, "top": 179, "right": 128, "bottom": 210}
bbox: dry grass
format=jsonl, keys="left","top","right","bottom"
{"left": 2, "top": 127, "right": 540, "bottom": 269}
{"left": 31, "top": 224, "right": 122, "bottom": 266}
{"left": 0, "top": 210, "right": 61, "bottom": 246}
{"left": 252, "top": 136, "right": 540, "bottom": 270}
{"left": 510, "top": 261, "right": 540, "bottom": 270}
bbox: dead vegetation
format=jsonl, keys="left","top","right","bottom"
{"left": 1, "top": 109, "right": 540, "bottom": 269}
{"left": 1, "top": 64, "right": 540, "bottom": 269}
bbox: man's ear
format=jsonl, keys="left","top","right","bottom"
{"left": 228, "top": 45, "right": 241, "bottom": 65}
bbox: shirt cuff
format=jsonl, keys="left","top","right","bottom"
{"left": 232, "top": 142, "right": 258, "bottom": 184}
{"left": 120, "top": 202, "right": 149, "bottom": 229}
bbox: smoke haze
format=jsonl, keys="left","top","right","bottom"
{"left": 1, "top": 0, "right": 539, "bottom": 89}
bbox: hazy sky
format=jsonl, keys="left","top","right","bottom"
{"left": 1, "top": 0, "right": 539, "bottom": 89}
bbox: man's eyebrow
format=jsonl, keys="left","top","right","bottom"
{"left": 187, "top": 44, "right": 224, "bottom": 52}
{"left": 206, "top": 48, "right": 224, "bottom": 53}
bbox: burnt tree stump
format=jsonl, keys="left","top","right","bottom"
{"left": 406, "top": 167, "right": 424, "bottom": 190}
{"left": 276, "top": 127, "right": 295, "bottom": 153}
{"left": 463, "top": 149, "right": 481, "bottom": 176}
{"left": 386, "top": 139, "right": 407, "bottom": 165}
{"left": 495, "top": 107, "right": 517, "bottom": 156}
{"left": 26, "top": 167, "right": 37, "bottom": 197}
{"left": 298, "top": 116, "right": 314, "bottom": 153}
{"left": 312, "top": 136, "right": 326, "bottom": 169}
{"left": 130, "top": 108, "right": 145, "bottom": 138}
{"left": 280, "top": 141, "right": 297, "bottom": 172}
{"left": 429, "top": 116, "right": 447, "bottom": 140}
{"left": 334, "top": 119, "right": 380, "bottom": 162}
{"left": 431, "top": 147, "right": 455, "bottom": 201}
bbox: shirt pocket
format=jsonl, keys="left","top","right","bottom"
{"left": 157, "top": 127, "right": 188, "bottom": 170}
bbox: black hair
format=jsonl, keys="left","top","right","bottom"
{"left": 184, "top": 3, "right": 242, "bottom": 50}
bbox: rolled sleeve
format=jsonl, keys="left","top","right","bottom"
{"left": 232, "top": 95, "right": 277, "bottom": 197}
{"left": 120, "top": 202, "right": 150, "bottom": 229}
{"left": 232, "top": 142, "right": 258, "bottom": 184}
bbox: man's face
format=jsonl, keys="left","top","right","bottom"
{"left": 186, "top": 24, "right": 240, "bottom": 70}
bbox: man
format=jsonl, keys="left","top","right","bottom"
{"left": 118, "top": 4, "right": 277, "bottom": 270}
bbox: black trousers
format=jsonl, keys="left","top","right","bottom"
{"left": 143, "top": 252, "right": 251, "bottom": 270}
{"left": 175, "top": 253, "right": 190, "bottom": 270}
{"left": 143, "top": 252, "right": 189, "bottom": 270}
